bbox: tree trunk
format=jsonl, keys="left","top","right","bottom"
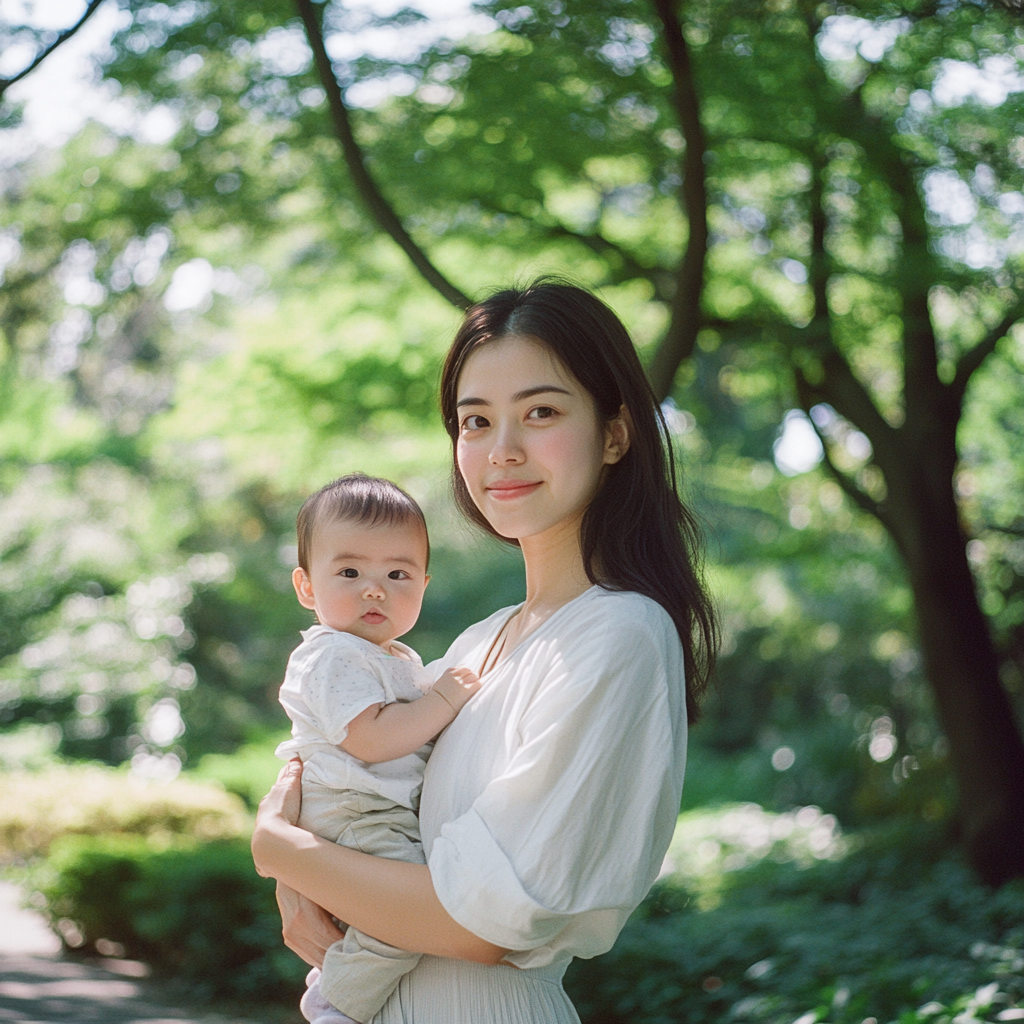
{"left": 888, "top": 433, "right": 1024, "bottom": 886}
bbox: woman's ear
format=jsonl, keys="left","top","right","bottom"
{"left": 603, "top": 404, "right": 632, "bottom": 465}
{"left": 292, "top": 567, "right": 317, "bottom": 610}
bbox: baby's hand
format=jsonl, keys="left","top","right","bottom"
{"left": 433, "top": 666, "right": 482, "bottom": 714}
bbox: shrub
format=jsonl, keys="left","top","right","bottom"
{"left": 30, "top": 834, "right": 307, "bottom": 1001}
{"left": 565, "top": 809, "right": 1024, "bottom": 1024}
{"left": 24, "top": 799, "right": 1024, "bottom": 1018}
{"left": 188, "top": 731, "right": 289, "bottom": 811}
{"left": 0, "top": 764, "right": 248, "bottom": 861}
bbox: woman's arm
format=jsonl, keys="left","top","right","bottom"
{"left": 252, "top": 760, "right": 507, "bottom": 966}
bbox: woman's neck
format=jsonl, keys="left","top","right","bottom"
{"left": 518, "top": 511, "right": 592, "bottom": 618}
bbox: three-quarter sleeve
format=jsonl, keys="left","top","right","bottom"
{"left": 427, "top": 595, "right": 687, "bottom": 968}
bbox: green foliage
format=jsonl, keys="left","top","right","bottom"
{"left": 30, "top": 834, "right": 307, "bottom": 1001}
{"left": 0, "top": 763, "right": 247, "bottom": 861}
{"left": 188, "top": 730, "right": 289, "bottom": 811}
{"left": 565, "top": 816, "right": 1024, "bottom": 1024}
{"left": 1, "top": 0, "right": 1022, "bottom": 1011}
{"left": 26, "top": 803, "right": 1024, "bottom": 1018}
{"left": 0, "top": 0, "right": 1022, "bottom": 856}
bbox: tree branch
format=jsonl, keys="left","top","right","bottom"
{"left": 982, "top": 522, "right": 1024, "bottom": 537}
{"left": 785, "top": 120, "right": 905, "bottom": 481}
{"left": 795, "top": 369, "right": 891, "bottom": 528}
{"left": 792, "top": 328, "right": 902, "bottom": 480}
{"left": 0, "top": 0, "right": 105, "bottom": 101}
{"left": 703, "top": 314, "right": 781, "bottom": 336}
{"left": 540, "top": 223, "right": 666, "bottom": 291}
{"left": 821, "top": 435, "right": 886, "bottom": 522}
{"left": 294, "top": 0, "right": 471, "bottom": 310}
{"left": 950, "top": 298, "right": 1024, "bottom": 406}
{"left": 808, "top": 152, "right": 829, "bottom": 324}
{"left": 836, "top": 84, "right": 941, "bottom": 426}
{"left": 648, "top": 0, "right": 708, "bottom": 401}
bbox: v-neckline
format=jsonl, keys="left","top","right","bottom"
{"left": 477, "top": 585, "right": 600, "bottom": 678}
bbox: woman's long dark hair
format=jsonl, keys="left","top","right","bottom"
{"left": 439, "top": 279, "right": 717, "bottom": 723}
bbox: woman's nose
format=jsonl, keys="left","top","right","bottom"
{"left": 489, "top": 423, "right": 525, "bottom": 465}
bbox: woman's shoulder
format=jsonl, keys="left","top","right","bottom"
{"left": 532, "top": 587, "right": 684, "bottom": 686}
{"left": 533, "top": 588, "right": 686, "bottom": 716}
{"left": 568, "top": 586, "right": 680, "bottom": 645}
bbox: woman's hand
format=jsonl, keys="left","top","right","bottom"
{"left": 252, "top": 758, "right": 303, "bottom": 878}
{"left": 276, "top": 881, "right": 345, "bottom": 968}
{"left": 250, "top": 757, "right": 507, "bottom": 965}
{"left": 252, "top": 761, "right": 342, "bottom": 965}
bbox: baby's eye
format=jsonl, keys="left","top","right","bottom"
{"left": 462, "top": 414, "right": 489, "bottom": 431}
{"left": 527, "top": 406, "right": 556, "bottom": 420}
{"left": 388, "top": 570, "right": 411, "bottom": 580}
{"left": 339, "top": 568, "right": 359, "bottom": 578}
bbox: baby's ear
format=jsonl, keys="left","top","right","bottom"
{"left": 424, "top": 574, "right": 431, "bottom": 588}
{"left": 292, "top": 567, "right": 317, "bottom": 609}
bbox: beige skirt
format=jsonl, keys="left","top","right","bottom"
{"left": 372, "top": 956, "right": 579, "bottom": 1024}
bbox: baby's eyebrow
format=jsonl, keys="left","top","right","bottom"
{"left": 330, "top": 552, "right": 421, "bottom": 567}
{"left": 385, "top": 556, "right": 423, "bottom": 568}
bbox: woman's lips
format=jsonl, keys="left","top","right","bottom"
{"left": 362, "top": 610, "right": 387, "bottom": 624}
{"left": 486, "top": 480, "right": 542, "bottom": 501}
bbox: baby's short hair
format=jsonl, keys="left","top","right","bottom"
{"left": 296, "top": 473, "right": 429, "bottom": 573}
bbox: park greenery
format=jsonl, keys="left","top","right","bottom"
{"left": 4, "top": 760, "right": 1022, "bottom": 1022}
{"left": 1, "top": 0, "right": 1024, "bottom": 1018}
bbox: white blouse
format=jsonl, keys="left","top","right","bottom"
{"left": 420, "top": 585, "right": 688, "bottom": 970}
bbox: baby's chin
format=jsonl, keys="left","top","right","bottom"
{"left": 326, "top": 618, "right": 400, "bottom": 648}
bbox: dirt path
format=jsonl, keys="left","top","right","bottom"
{"left": 0, "top": 881, "right": 272, "bottom": 1024}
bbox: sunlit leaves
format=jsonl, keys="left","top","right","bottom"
{"left": 1, "top": 0, "right": 1023, "bottom": 792}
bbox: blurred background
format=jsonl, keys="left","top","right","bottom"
{"left": 1, "top": 0, "right": 1023, "bottom": 1021}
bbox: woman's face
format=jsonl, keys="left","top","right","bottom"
{"left": 455, "top": 334, "right": 628, "bottom": 543}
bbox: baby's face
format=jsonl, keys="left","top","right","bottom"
{"left": 292, "top": 518, "right": 429, "bottom": 648}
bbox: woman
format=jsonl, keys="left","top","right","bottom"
{"left": 252, "top": 280, "right": 717, "bottom": 1022}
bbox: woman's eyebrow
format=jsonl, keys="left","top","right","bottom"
{"left": 512, "top": 385, "right": 572, "bottom": 402}
{"left": 456, "top": 385, "right": 571, "bottom": 408}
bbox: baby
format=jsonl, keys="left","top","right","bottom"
{"left": 275, "top": 473, "right": 481, "bottom": 1024}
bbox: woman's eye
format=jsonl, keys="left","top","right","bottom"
{"left": 462, "top": 414, "right": 489, "bottom": 431}
{"left": 340, "top": 568, "right": 358, "bottom": 578}
{"left": 527, "top": 406, "right": 556, "bottom": 420}
{"left": 388, "top": 570, "right": 411, "bottom": 580}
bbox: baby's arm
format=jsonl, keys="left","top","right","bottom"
{"left": 339, "top": 668, "right": 480, "bottom": 764}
